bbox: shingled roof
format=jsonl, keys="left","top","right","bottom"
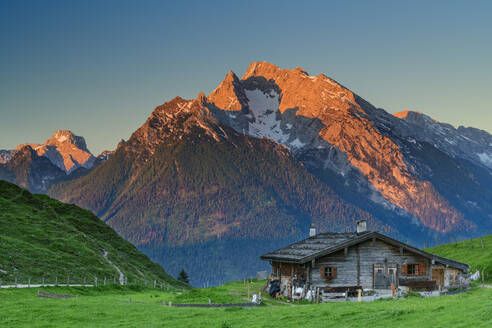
{"left": 260, "top": 231, "right": 469, "bottom": 271}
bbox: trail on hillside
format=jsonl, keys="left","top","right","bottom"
{"left": 102, "top": 250, "right": 125, "bottom": 285}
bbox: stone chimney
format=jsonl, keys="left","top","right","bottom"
{"left": 309, "top": 224, "right": 317, "bottom": 237}
{"left": 356, "top": 220, "right": 367, "bottom": 233}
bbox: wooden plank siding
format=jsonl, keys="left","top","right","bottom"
{"left": 310, "top": 239, "right": 432, "bottom": 289}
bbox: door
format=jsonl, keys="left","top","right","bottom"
{"left": 388, "top": 265, "right": 397, "bottom": 287}
{"left": 374, "top": 264, "right": 397, "bottom": 289}
{"left": 432, "top": 269, "right": 444, "bottom": 287}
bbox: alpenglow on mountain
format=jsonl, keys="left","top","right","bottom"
{"left": 0, "top": 130, "right": 114, "bottom": 193}
{"left": 34, "top": 62, "right": 492, "bottom": 285}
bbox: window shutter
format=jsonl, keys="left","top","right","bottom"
{"left": 320, "top": 266, "right": 326, "bottom": 278}
{"left": 332, "top": 266, "right": 337, "bottom": 279}
{"left": 401, "top": 264, "right": 407, "bottom": 276}
{"left": 419, "top": 263, "right": 426, "bottom": 276}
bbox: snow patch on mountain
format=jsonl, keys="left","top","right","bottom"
{"left": 245, "top": 89, "right": 288, "bottom": 143}
{"left": 477, "top": 152, "right": 492, "bottom": 168}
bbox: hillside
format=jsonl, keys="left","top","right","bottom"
{"left": 0, "top": 180, "right": 184, "bottom": 287}
{"left": 427, "top": 235, "right": 492, "bottom": 281}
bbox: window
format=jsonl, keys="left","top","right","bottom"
{"left": 407, "top": 264, "right": 418, "bottom": 275}
{"left": 320, "top": 266, "right": 337, "bottom": 279}
{"left": 402, "top": 263, "right": 426, "bottom": 276}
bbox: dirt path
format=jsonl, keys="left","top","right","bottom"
{"left": 102, "top": 250, "right": 125, "bottom": 285}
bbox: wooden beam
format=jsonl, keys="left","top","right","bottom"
{"left": 356, "top": 245, "right": 360, "bottom": 286}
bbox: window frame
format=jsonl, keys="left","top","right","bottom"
{"left": 407, "top": 263, "right": 418, "bottom": 275}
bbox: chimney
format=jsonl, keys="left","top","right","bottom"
{"left": 356, "top": 220, "right": 367, "bottom": 234}
{"left": 309, "top": 224, "right": 317, "bottom": 237}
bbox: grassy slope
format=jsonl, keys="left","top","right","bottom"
{"left": 0, "top": 180, "right": 186, "bottom": 287}
{"left": 0, "top": 284, "right": 491, "bottom": 327}
{"left": 426, "top": 235, "right": 492, "bottom": 281}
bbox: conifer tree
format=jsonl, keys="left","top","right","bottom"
{"left": 177, "top": 268, "right": 190, "bottom": 284}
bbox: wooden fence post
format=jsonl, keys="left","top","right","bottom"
{"left": 95, "top": 277, "right": 98, "bottom": 287}
{"left": 28, "top": 277, "right": 31, "bottom": 287}
{"left": 83, "top": 277, "right": 86, "bottom": 285}
{"left": 154, "top": 280, "right": 156, "bottom": 289}
{"left": 104, "top": 277, "right": 106, "bottom": 286}
{"left": 481, "top": 238, "right": 484, "bottom": 249}
{"left": 14, "top": 277, "right": 17, "bottom": 286}
{"left": 55, "top": 277, "right": 57, "bottom": 286}
{"left": 482, "top": 270, "right": 485, "bottom": 288}
{"left": 42, "top": 277, "right": 45, "bottom": 287}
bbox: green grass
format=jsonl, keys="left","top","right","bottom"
{"left": 426, "top": 235, "right": 492, "bottom": 281}
{"left": 0, "top": 283, "right": 491, "bottom": 327}
{"left": 0, "top": 180, "right": 186, "bottom": 288}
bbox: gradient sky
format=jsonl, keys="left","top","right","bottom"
{"left": 1, "top": 0, "right": 491, "bottom": 154}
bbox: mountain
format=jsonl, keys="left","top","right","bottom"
{"left": 0, "top": 130, "right": 113, "bottom": 193}
{"left": 394, "top": 110, "right": 492, "bottom": 170}
{"left": 0, "top": 150, "right": 14, "bottom": 164}
{"left": 0, "top": 145, "right": 66, "bottom": 193}
{"left": 0, "top": 180, "right": 184, "bottom": 287}
{"left": 14, "top": 130, "right": 95, "bottom": 173}
{"left": 48, "top": 95, "right": 421, "bottom": 285}
{"left": 47, "top": 61, "right": 491, "bottom": 285}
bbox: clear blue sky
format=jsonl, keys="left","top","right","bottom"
{"left": 1, "top": 0, "right": 491, "bottom": 154}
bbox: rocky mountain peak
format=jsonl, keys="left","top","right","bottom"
{"left": 127, "top": 96, "right": 228, "bottom": 161}
{"left": 196, "top": 91, "right": 207, "bottom": 104}
{"left": 207, "top": 70, "right": 248, "bottom": 111}
{"left": 394, "top": 110, "right": 422, "bottom": 119}
{"left": 205, "top": 62, "right": 471, "bottom": 233}
{"left": 45, "top": 130, "right": 89, "bottom": 151}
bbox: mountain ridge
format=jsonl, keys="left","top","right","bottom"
{"left": 5, "top": 61, "right": 492, "bottom": 285}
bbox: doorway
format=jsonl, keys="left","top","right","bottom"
{"left": 374, "top": 264, "right": 397, "bottom": 289}
{"left": 432, "top": 269, "right": 444, "bottom": 287}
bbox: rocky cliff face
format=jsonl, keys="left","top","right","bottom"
{"left": 204, "top": 62, "right": 481, "bottom": 234}
{"left": 394, "top": 110, "right": 492, "bottom": 170}
{"left": 30, "top": 130, "right": 95, "bottom": 173}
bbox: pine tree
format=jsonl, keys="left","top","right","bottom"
{"left": 177, "top": 268, "right": 190, "bottom": 284}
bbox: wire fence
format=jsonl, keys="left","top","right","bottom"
{"left": 0, "top": 276, "right": 182, "bottom": 291}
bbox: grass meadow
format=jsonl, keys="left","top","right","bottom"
{"left": 1, "top": 281, "right": 491, "bottom": 328}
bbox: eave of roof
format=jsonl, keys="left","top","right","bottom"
{"left": 260, "top": 231, "right": 469, "bottom": 271}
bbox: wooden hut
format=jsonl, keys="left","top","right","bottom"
{"left": 260, "top": 221, "right": 468, "bottom": 298}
